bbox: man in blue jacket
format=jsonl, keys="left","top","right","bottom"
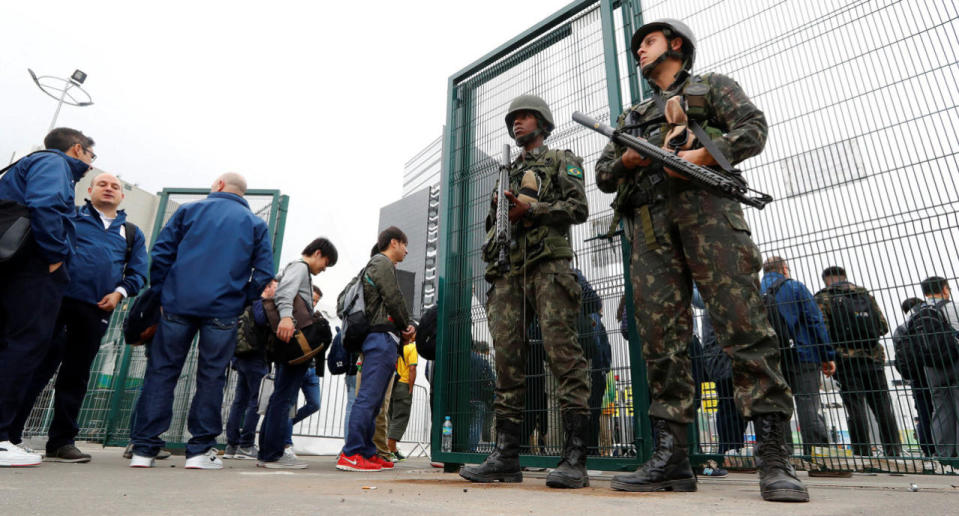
{"left": 761, "top": 257, "right": 836, "bottom": 456}
{"left": 130, "top": 172, "right": 274, "bottom": 470}
{"left": 0, "top": 128, "right": 94, "bottom": 467}
{"left": 9, "top": 172, "right": 147, "bottom": 463}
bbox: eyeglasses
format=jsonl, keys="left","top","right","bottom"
{"left": 83, "top": 147, "right": 97, "bottom": 162}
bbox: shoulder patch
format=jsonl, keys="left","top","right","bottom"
{"left": 566, "top": 163, "right": 584, "bottom": 179}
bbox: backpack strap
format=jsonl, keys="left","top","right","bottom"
{"left": 0, "top": 150, "right": 59, "bottom": 178}
{"left": 123, "top": 222, "right": 137, "bottom": 267}
{"left": 768, "top": 277, "right": 791, "bottom": 297}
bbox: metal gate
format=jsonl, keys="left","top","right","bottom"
{"left": 434, "top": 0, "right": 959, "bottom": 474}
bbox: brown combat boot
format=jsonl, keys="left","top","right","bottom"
{"left": 546, "top": 412, "right": 590, "bottom": 488}
{"left": 459, "top": 420, "right": 522, "bottom": 483}
{"left": 754, "top": 413, "right": 809, "bottom": 502}
{"left": 610, "top": 417, "right": 696, "bottom": 492}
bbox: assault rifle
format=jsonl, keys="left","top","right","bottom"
{"left": 494, "top": 144, "right": 512, "bottom": 274}
{"left": 572, "top": 111, "right": 773, "bottom": 209}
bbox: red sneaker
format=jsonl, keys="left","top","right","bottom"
{"left": 369, "top": 455, "right": 394, "bottom": 470}
{"left": 336, "top": 453, "right": 382, "bottom": 472}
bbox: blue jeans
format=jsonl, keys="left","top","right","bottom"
{"left": 342, "top": 332, "right": 397, "bottom": 458}
{"left": 344, "top": 374, "right": 357, "bottom": 441}
{"left": 226, "top": 355, "right": 268, "bottom": 447}
{"left": 131, "top": 311, "right": 238, "bottom": 458}
{"left": 286, "top": 367, "right": 321, "bottom": 445}
{"left": 258, "top": 361, "right": 308, "bottom": 461}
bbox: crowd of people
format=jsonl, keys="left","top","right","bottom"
{"left": 0, "top": 129, "right": 422, "bottom": 471}
{"left": 2, "top": 13, "right": 958, "bottom": 507}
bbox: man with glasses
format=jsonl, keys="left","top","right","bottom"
{"left": 0, "top": 128, "right": 94, "bottom": 467}
{"left": 7, "top": 173, "right": 148, "bottom": 463}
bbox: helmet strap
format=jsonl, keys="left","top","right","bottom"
{"left": 515, "top": 129, "right": 542, "bottom": 147}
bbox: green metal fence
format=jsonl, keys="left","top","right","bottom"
{"left": 21, "top": 188, "right": 288, "bottom": 450}
{"left": 435, "top": 0, "right": 959, "bottom": 474}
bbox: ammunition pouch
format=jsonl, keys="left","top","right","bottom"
{"left": 683, "top": 76, "right": 710, "bottom": 122}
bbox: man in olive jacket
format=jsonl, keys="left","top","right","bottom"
{"left": 336, "top": 226, "right": 415, "bottom": 472}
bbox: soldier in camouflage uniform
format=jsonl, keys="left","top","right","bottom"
{"left": 460, "top": 94, "right": 592, "bottom": 489}
{"left": 594, "top": 19, "right": 807, "bottom": 502}
{"left": 814, "top": 265, "right": 900, "bottom": 456}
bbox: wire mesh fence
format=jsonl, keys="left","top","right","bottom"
{"left": 436, "top": 0, "right": 959, "bottom": 474}
{"left": 20, "top": 190, "right": 290, "bottom": 450}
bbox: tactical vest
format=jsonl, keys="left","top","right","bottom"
{"left": 484, "top": 147, "right": 577, "bottom": 279}
{"left": 611, "top": 74, "right": 724, "bottom": 220}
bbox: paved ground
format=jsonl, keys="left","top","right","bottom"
{"left": 2, "top": 445, "right": 958, "bottom": 515}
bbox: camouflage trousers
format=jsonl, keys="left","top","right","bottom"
{"left": 627, "top": 188, "right": 793, "bottom": 424}
{"left": 486, "top": 258, "right": 590, "bottom": 425}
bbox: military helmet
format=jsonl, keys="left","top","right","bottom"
{"left": 505, "top": 94, "right": 555, "bottom": 139}
{"left": 630, "top": 18, "right": 697, "bottom": 73}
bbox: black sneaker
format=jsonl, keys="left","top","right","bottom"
{"left": 46, "top": 445, "right": 91, "bottom": 463}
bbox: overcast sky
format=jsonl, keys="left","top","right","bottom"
{"left": 0, "top": 0, "right": 569, "bottom": 314}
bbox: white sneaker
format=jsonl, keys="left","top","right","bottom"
{"left": 184, "top": 448, "right": 223, "bottom": 470}
{"left": 0, "top": 440, "right": 42, "bottom": 467}
{"left": 234, "top": 445, "right": 258, "bottom": 460}
{"left": 129, "top": 454, "right": 155, "bottom": 468}
{"left": 284, "top": 446, "right": 298, "bottom": 459}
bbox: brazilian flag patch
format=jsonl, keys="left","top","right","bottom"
{"left": 566, "top": 164, "right": 584, "bottom": 179}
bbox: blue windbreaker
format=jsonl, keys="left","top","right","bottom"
{"left": 150, "top": 192, "right": 274, "bottom": 318}
{"left": 761, "top": 271, "right": 836, "bottom": 363}
{"left": 0, "top": 150, "right": 90, "bottom": 263}
{"left": 63, "top": 201, "right": 148, "bottom": 305}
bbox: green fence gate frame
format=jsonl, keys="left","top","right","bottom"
{"left": 433, "top": 0, "right": 653, "bottom": 471}
{"left": 101, "top": 187, "right": 288, "bottom": 448}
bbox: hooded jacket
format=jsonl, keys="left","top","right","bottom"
{"left": 0, "top": 150, "right": 90, "bottom": 264}
{"left": 761, "top": 271, "right": 836, "bottom": 364}
{"left": 63, "top": 201, "right": 148, "bottom": 305}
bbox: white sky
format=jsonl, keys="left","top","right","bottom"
{"left": 0, "top": 0, "right": 569, "bottom": 314}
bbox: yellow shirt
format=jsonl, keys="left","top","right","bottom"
{"left": 396, "top": 342, "right": 418, "bottom": 384}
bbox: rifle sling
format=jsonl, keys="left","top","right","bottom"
{"left": 651, "top": 93, "right": 737, "bottom": 175}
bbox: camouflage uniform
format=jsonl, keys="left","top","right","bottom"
{"left": 483, "top": 144, "right": 591, "bottom": 425}
{"left": 595, "top": 72, "right": 793, "bottom": 424}
{"left": 814, "top": 281, "right": 900, "bottom": 456}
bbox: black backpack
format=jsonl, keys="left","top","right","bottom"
{"left": 123, "top": 287, "right": 162, "bottom": 345}
{"left": 905, "top": 300, "right": 959, "bottom": 370}
{"left": 762, "top": 278, "right": 798, "bottom": 375}
{"left": 327, "top": 331, "right": 352, "bottom": 375}
{"left": 416, "top": 305, "right": 438, "bottom": 361}
{"left": 827, "top": 287, "right": 882, "bottom": 348}
{"left": 893, "top": 323, "right": 925, "bottom": 382}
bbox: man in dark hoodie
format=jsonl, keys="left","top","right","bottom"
{"left": 0, "top": 127, "right": 93, "bottom": 467}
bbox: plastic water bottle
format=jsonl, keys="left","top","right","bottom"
{"left": 441, "top": 416, "right": 453, "bottom": 452}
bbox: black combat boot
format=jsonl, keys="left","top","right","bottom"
{"left": 610, "top": 417, "right": 696, "bottom": 492}
{"left": 459, "top": 420, "right": 522, "bottom": 483}
{"left": 546, "top": 412, "right": 590, "bottom": 488}
{"left": 754, "top": 413, "right": 809, "bottom": 502}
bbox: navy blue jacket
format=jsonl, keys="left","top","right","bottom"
{"left": 63, "top": 201, "right": 148, "bottom": 305}
{"left": 150, "top": 192, "right": 274, "bottom": 318}
{"left": 761, "top": 272, "right": 836, "bottom": 363}
{"left": 0, "top": 150, "right": 90, "bottom": 264}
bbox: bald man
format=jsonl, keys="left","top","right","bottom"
{"left": 9, "top": 172, "right": 149, "bottom": 463}
{"left": 130, "top": 172, "right": 274, "bottom": 469}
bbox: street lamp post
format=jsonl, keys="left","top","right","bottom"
{"left": 28, "top": 69, "right": 94, "bottom": 133}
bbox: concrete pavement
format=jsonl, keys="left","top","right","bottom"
{"left": 1, "top": 445, "right": 957, "bottom": 515}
